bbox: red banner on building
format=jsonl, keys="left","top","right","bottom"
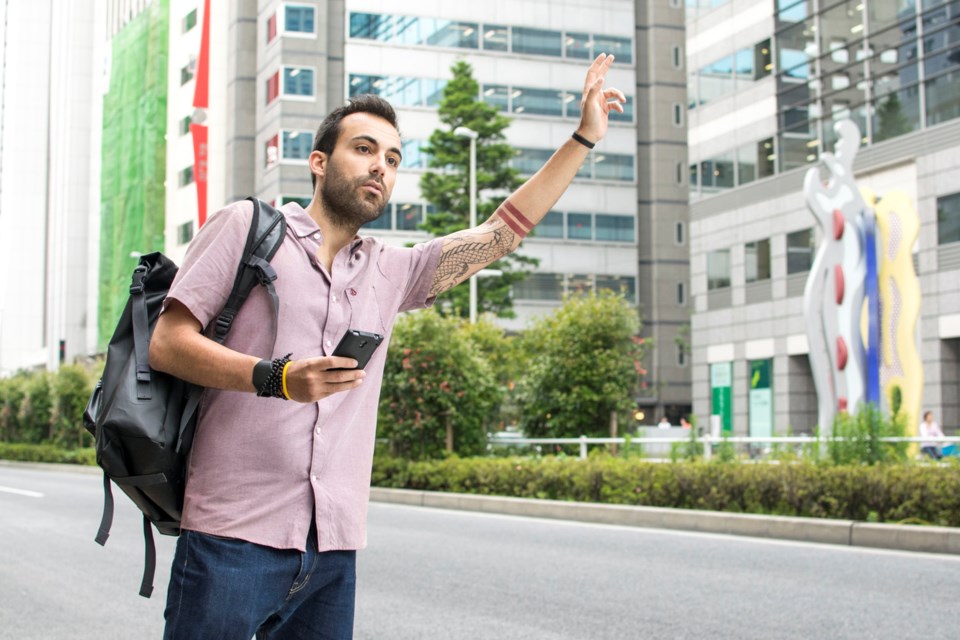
{"left": 191, "top": 0, "right": 211, "bottom": 226}
{"left": 190, "top": 123, "right": 208, "bottom": 227}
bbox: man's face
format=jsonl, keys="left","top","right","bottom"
{"left": 317, "top": 112, "right": 402, "bottom": 230}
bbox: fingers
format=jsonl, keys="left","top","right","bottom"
{"left": 584, "top": 53, "right": 614, "bottom": 92}
{"left": 285, "top": 357, "right": 365, "bottom": 402}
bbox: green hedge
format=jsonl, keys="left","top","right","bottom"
{"left": 372, "top": 454, "right": 960, "bottom": 527}
{"left": 0, "top": 443, "right": 96, "bottom": 465}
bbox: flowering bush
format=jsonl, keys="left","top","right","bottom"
{"left": 378, "top": 309, "right": 500, "bottom": 460}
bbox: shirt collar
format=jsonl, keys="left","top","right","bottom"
{"left": 281, "top": 201, "right": 364, "bottom": 252}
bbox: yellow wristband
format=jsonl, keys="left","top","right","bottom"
{"left": 281, "top": 361, "right": 292, "bottom": 400}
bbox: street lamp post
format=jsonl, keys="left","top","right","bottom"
{"left": 454, "top": 126, "right": 478, "bottom": 323}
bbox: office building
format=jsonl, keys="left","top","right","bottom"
{"left": 686, "top": 0, "right": 960, "bottom": 434}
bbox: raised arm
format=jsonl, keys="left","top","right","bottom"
{"left": 429, "top": 53, "right": 627, "bottom": 297}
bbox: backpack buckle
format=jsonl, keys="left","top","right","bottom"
{"left": 130, "top": 265, "right": 148, "bottom": 294}
{"left": 215, "top": 311, "right": 235, "bottom": 337}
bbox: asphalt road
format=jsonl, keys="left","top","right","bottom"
{"left": 2, "top": 463, "right": 958, "bottom": 639}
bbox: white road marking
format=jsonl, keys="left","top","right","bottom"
{"left": 0, "top": 485, "right": 44, "bottom": 498}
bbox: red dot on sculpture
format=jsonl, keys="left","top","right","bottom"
{"left": 833, "top": 210, "right": 844, "bottom": 240}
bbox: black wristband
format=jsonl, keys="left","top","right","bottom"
{"left": 255, "top": 354, "right": 293, "bottom": 399}
{"left": 252, "top": 359, "right": 272, "bottom": 393}
{"left": 571, "top": 131, "right": 595, "bottom": 149}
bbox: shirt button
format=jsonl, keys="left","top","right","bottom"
{"left": 313, "top": 233, "right": 320, "bottom": 240}
{"left": 311, "top": 475, "right": 319, "bottom": 483}
{"left": 326, "top": 339, "right": 332, "bottom": 347}
{"left": 332, "top": 295, "right": 338, "bottom": 302}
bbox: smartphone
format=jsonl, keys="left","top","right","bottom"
{"left": 331, "top": 329, "right": 384, "bottom": 370}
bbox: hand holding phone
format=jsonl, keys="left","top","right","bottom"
{"left": 331, "top": 329, "right": 384, "bottom": 370}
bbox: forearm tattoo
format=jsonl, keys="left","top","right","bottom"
{"left": 430, "top": 225, "right": 516, "bottom": 296}
{"left": 496, "top": 201, "right": 534, "bottom": 238}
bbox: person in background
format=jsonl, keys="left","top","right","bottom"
{"left": 658, "top": 416, "right": 672, "bottom": 429}
{"left": 919, "top": 410, "right": 945, "bottom": 460}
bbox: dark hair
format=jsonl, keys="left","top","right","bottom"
{"left": 310, "top": 94, "right": 400, "bottom": 189}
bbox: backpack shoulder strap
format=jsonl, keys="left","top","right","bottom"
{"left": 178, "top": 198, "right": 287, "bottom": 453}
{"left": 211, "top": 197, "right": 287, "bottom": 347}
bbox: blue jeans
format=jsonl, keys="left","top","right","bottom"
{"left": 163, "top": 527, "right": 356, "bottom": 640}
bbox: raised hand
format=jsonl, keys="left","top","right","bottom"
{"left": 575, "top": 53, "right": 627, "bottom": 145}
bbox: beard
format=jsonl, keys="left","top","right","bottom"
{"left": 320, "top": 157, "right": 389, "bottom": 231}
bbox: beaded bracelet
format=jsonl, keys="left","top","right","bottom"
{"left": 255, "top": 353, "right": 293, "bottom": 399}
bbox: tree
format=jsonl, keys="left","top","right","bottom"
{"left": 419, "top": 60, "right": 537, "bottom": 318}
{"left": 517, "top": 291, "right": 647, "bottom": 438}
{"left": 378, "top": 309, "right": 501, "bottom": 459}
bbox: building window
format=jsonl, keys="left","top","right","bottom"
{"left": 511, "top": 27, "right": 562, "bottom": 57}
{"left": 745, "top": 239, "right": 771, "bottom": 282}
{"left": 595, "top": 214, "right": 635, "bottom": 243}
{"left": 281, "top": 195, "right": 312, "bottom": 209}
{"left": 707, "top": 249, "right": 731, "bottom": 290}
{"left": 755, "top": 39, "right": 772, "bottom": 79}
{"left": 180, "top": 58, "right": 195, "bottom": 85}
{"left": 938, "top": 193, "right": 960, "bottom": 245}
{"left": 284, "top": 4, "right": 316, "bottom": 35}
{"left": 593, "top": 153, "right": 635, "bottom": 181}
{"left": 282, "top": 67, "right": 314, "bottom": 97}
{"left": 514, "top": 273, "right": 564, "bottom": 301}
{"left": 393, "top": 203, "right": 422, "bottom": 231}
{"left": 673, "top": 103, "right": 683, "bottom": 126}
{"left": 535, "top": 211, "right": 565, "bottom": 239}
{"left": 672, "top": 45, "right": 683, "bottom": 68}
{"left": 786, "top": 228, "right": 815, "bottom": 274}
{"left": 179, "top": 166, "right": 194, "bottom": 187}
{"left": 282, "top": 130, "right": 313, "bottom": 160}
{"left": 177, "top": 221, "right": 195, "bottom": 245}
{"left": 596, "top": 275, "right": 636, "bottom": 303}
{"left": 183, "top": 8, "right": 197, "bottom": 33}
{"left": 677, "top": 344, "right": 687, "bottom": 367}
{"left": 512, "top": 87, "right": 564, "bottom": 117}
{"left": 266, "top": 71, "right": 280, "bottom": 105}
{"left": 592, "top": 36, "right": 633, "bottom": 64}
{"left": 180, "top": 115, "right": 192, "bottom": 136}
{"left": 482, "top": 24, "right": 509, "bottom": 51}
{"left": 675, "top": 221, "right": 685, "bottom": 245}
{"left": 266, "top": 12, "right": 278, "bottom": 43}
{"left": 677, "top": 281, "right": 686, "bottom": 305}
{"left": 567, "top": 212, "right": 593, "bottom": 241}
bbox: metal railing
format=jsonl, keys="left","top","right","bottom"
{"left": 487, "top": 433, "right": 960, "bottom": 461}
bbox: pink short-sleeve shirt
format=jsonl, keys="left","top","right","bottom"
{"left": 164, "top": 200, "right": 442, "bottom": 552}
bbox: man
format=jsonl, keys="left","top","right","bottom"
{"left": 149, "top": 54, "right": 625, "bottom": 639}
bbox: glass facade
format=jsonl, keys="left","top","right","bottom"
{"left": 349, "top": 12, "right": 633, "bottom": 64}
{"left": 690, "top": 0, "right": 960, "bottom": 199}
{"left": 773, "top": 0, "right": 959, "bottom": 171}
{"left": 514, "top": 273, "right": 637, "bottom": 303}
{"left": 348, "top": 74, "right": 634, "bottom": 123}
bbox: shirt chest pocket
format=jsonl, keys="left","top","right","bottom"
{"left": 321, "top": 284, "right": 388, "bottom": 356}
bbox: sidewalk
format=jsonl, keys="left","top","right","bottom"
{"left": 370, "top": 487, "right": 960, "bottom": 556}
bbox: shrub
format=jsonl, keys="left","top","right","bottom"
{"left": 371, "top": 453, "right": 960, "bottom": 527}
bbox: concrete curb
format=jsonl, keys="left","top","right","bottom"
{"left": 7, "top": 462, "right": 957, "bottom": 555}
{"left": 369, "top": 487, "right": 960, "bottom": 556}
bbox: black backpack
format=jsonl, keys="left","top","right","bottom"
{"left": 82, "top": 197, "right": 287, "bottom": 597}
